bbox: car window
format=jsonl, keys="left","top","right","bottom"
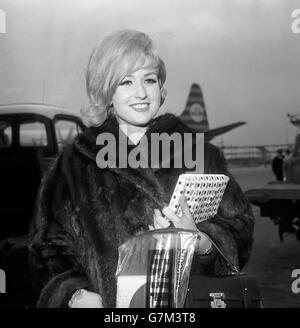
{"left": 55, "top": 120, "right": 82, "bottom": 150}
{"left": 0, "top": 120, "right": 12, "bottom": 148}
{"left": 19, "top": 121, "right": 48, "bottom": 147}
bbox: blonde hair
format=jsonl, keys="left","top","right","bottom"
{"left": 82, "top": 29, "right": 167, "bottom": 127}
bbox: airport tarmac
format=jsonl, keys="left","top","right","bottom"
{"left": 230, "top": 165, "right": 300, "bottom": 308}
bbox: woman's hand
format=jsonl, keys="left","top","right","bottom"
{"left": 163, "top": 195, "right": 198, "bottom": 230}
{"left": 68, "top": 289, "right": 104, "bottom": 308}
{"left": 149, "top": 208, "right": 171, "bottom": 230}
{"left": 150, "top": 195, "right": 197, "bottom": 230}
{"left": 151, "top": 195, "right": 212, "bottom": 253}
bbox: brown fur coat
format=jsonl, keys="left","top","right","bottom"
{"left": 28, "top": 113, "right": 254, "bottom": 308}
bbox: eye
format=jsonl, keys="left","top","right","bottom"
{"left": 145, "top": 78, "right": 158, "bottom": 84}
{"left": 119, "top": 79, "right": 132, "bottom": 86}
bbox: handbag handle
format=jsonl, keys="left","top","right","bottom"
{"left": 199, "top": 230, "right": 240, "bottom": 274}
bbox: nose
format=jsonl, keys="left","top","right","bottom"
{"left": 134, "top": 81, "right": 147, "bottom": 99}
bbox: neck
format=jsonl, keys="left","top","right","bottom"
{"left": 117, "top": 118, "right": 147, "bottom": 145}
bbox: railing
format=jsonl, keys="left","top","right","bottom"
{"left": 219, "top": 144, "right": 294, "bottom": 167}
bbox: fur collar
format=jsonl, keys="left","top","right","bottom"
{"left": 73, "top": 113, "right": 190, "bottom": 208}
{"left": 74, "top": 113, "right": 192, "bottom": 164}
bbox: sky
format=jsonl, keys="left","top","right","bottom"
{"left": 0, "top": 0, "right": 300, "bottom": 147}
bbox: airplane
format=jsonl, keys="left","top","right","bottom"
{"left": 179, "top": 83, "right": 246, "bottom": 141}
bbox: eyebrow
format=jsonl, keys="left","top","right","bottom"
{"left": 145, "top": 72, "right": 158, "bottom": 77}
{"left": 125, "top": 71, "right": 158, "bottom": 78}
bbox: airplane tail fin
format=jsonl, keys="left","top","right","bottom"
{"left": 179, "top": 83, "right": 246, "bottom": 141}
{"left": 180, "top": 83, "right": 209, "bottom": 132}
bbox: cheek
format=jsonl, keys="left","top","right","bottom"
{"left": 150, "top": 87, "right": 162, "bottom": 103}
{"left": 112, "top": 91, "right": 129, "bottom": 109}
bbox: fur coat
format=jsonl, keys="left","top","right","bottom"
{"left": 28, "top": 113, "right": 254, "bottom": 308}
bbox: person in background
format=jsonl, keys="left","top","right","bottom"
{"left": 272, "top": 149, "right": 284, "bottom": 181}
{"left": 283, "top": 149, "right": 292, "bottom": 181}
{"left": 284, "top": 134, "right": 300, "bottom": 183}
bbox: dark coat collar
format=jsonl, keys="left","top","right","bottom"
{"left": 73, "top": 113, "right": 190, "bottom": 207}
{"left": 74, "top": 113, "right": 191, "bottom": 164}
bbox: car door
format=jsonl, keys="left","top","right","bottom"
{"left": 0, "top": 114, "right": 53, "bottom": 239}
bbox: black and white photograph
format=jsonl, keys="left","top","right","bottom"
{"left": 0, "top": 0, "right": 300, "bottom": 311}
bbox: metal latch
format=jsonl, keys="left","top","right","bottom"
{"left": 209, "top": 292, "right": 226, "bottom": 308}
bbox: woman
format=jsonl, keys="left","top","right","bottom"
{"left": 28, "top": 29, "right": 254, "bottom": 308}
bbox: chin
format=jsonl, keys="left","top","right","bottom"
{"left": 131, "top": 113, "right": 155, "bottom": 126}
{"left": 132, "top": 118, "right": 151, "bottom": 127}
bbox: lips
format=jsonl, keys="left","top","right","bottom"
{"left": 130, "top": 103, "right": 150, "bottom": 112}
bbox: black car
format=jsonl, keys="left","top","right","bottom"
{"left": 0, "top": 103, "right": 84, "bottom": 307}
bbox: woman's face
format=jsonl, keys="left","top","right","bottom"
{"left": 112, "top": 67, "right": 161, "bottom": 128}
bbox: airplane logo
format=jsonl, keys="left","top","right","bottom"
{"left": 287, "top": 113, "right": 300, "bottom": 129}
{"left": 189, "top": 103, "right": 205, "bottom": 123}
{"left": 179, "top": 83, "right": 246, "bottom": 141}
